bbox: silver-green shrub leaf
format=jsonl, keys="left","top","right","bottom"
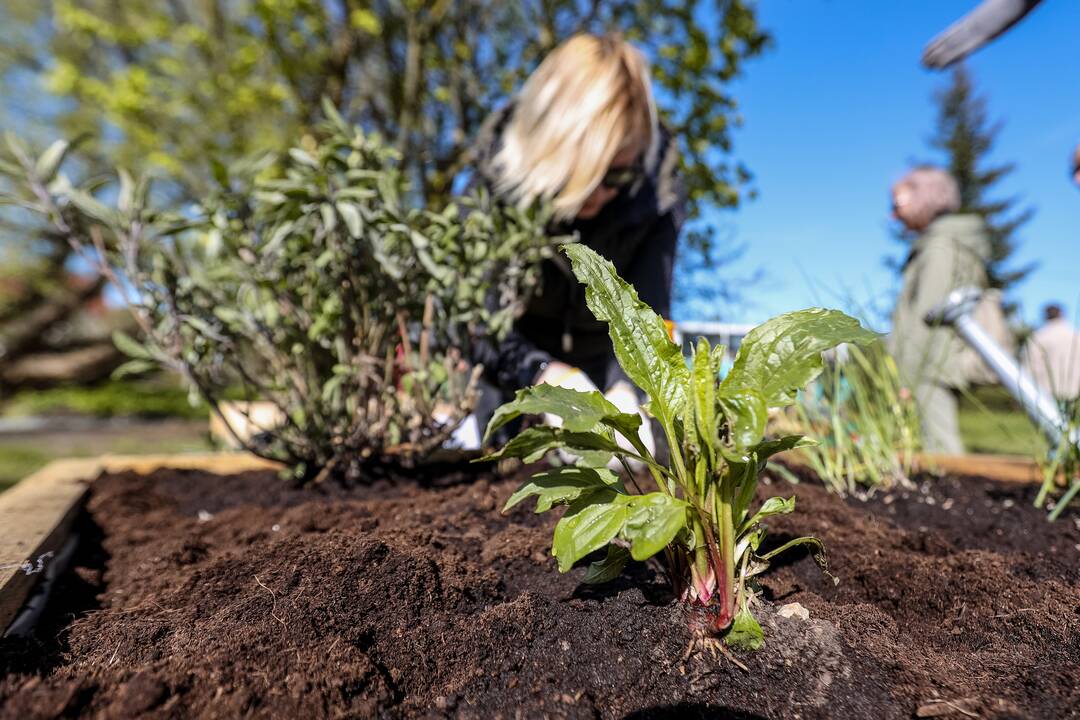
{"left": 1, "top": 121, "right": 555, "bottom": 481}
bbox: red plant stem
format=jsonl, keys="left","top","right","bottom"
{"left": 713, "top": 477, "right": 737, "bottom": 631}
{"left": 699, "top": 509, "right": 734, "bottom": 632}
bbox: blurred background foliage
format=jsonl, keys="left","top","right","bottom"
{"left": 0, "top": 0, "right": 769, "bottom": 209}
{"left": 0, "top": 0, "right": 769, "bottom": 394}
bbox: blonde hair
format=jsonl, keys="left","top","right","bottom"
{"left": 893, "top": 166, "right": 961, "bottom": 230}
{"left": 492, "top": 33, "right": 658, "bottom": 221}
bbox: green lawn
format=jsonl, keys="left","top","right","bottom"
{"left": 957, "top": 385, "right": 1048, "bottom": 457}
{"left": 0, "top": 445, "right": 52, "bottom": 491}
{"left": 0, "top": 422, "right": 214, "bottom": 492}
{"left": 0, "top": 380, "right": 1049, "bottom": 492}
{"left": 0, "top": 376, "right": 214, "bottom": 492}
{"left": 2, "top": 377, "right": 208, "bottom": 420}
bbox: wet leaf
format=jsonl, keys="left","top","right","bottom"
{"left": 480, "top": 426, "right": 623, "bottom": 463}
{"left": 583, "top": 545, "right": 631, "bottom": 584}
{"left": 721, "top": 309, "right": 879, "bottom": 407}
{"left": 725, "top": 605, "right": 764, "bottom": 650}
{"left": 563, "top": 244, "right": 688, "bottom": 433}
{"left": 622, "top": 493, "right": 688, "bottom": 560}
{"left": 552, "top": 491, "right": 628, "bottom": 572}
{"left": 503, "top": 465, "right": 624, "bottom": 514}
{"left": 485, "top": 384, "right": 637, "bottom": 440}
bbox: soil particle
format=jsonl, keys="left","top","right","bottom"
{"left": 1, "top": 465, "right": 1077, "bottom": 719}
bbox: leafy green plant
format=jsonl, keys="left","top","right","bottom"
{"left": 0, "top": 107, "right": 554, "bottom": 482}
{"left": 482, "top": 244, "right": 877, "bottom": 649}
{"left": 1033, "top": 398, "right": 1080, "bottom": 521}
{"left": 783, "top": 343, "right": 921, "bottom": 495}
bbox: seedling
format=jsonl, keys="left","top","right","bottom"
{"left": 483, "top": 244, "right": 877, "bottom": 649}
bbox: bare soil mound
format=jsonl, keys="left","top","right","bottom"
{"left": 2, "top": 466, "right": 1077, "bottom": 719}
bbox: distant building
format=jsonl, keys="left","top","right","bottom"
{"left": 672, "top": 321, "right": 756, "bottom": 365}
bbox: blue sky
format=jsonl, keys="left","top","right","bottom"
{"left": 676, "top": 0, "right": 1080, "bottom": 329}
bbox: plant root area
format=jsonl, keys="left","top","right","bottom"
{"left": 1, "top": 466, "right": 1077, "bottom": 719}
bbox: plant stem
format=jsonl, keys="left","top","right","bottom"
{"left": 713, "top": 481, "right": 736, "bottom": 629}
{"left": 1048, "top": 478, "right": 1080, "bottom": 521}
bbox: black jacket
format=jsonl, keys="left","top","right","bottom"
{"left": 471, "top": 105, "right": 685, "bottom": 392}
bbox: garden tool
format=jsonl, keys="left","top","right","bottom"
{"left": 924, "top": 286, "right": 1079, "bottom": 450}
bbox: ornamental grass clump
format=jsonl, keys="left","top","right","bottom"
{"left": 483, "top": 244, "right": 877, "bottom": 649}
{"left": 785, "top": 342, "right": 921, "bottom": 495}
{"left": 0, "top": 104, "right": 553, "bottom": 482}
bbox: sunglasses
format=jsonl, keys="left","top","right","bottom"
{"left": 601, "top": 163, "right": 644, "bottom": 190}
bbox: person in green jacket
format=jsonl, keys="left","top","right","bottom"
{"left": 889, "top": 166, "right": 991, "bottom": 454}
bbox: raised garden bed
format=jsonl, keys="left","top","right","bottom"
{"left": 1, "top": 458, "right": 1077, "bottom": 719}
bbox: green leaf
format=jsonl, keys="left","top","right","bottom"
{"left": 210, "top": 157, "right": 229, "bottom": 187}
{"left": 583, "top": 545, "right": 631, "bottom": 584}
{"left": 319, "top": 203, "right": 337, "bottom": 233}
{"left": 266, "top": 220, "right": 294, "bottom": 252}
{"left": 3, "top": 131, "right": 32, "bottom": 168}
{"left": 349, "top": 8, "right": 382, "bottom": 34}
{"left": 110, "top": 358, "right": 156, "bottom": 379}
{"left": 112, "top": 330, "right": 151, "bottom": 359}
{"left": 691, "top": 337, "right": 718, "bottom": 464}
{"left": 117, "top": 168, "right": 135, "bottom": 214}
{"left": 320, "top": 96, "right": 350, "bottom": 133}
{"left": 336, "top": 201, "right": 362, "bottom": 238}
{"left": 752, "top": 435, "right": 814, "bottom": 463}
{"left": 758, "top": 535, "right": 836, "bottom": 585}
{"left": 288, "top": 148, "right": 319, "bottom": 168}
{"left": 67, "top": 188, "right": 120, "bottom": 226}
{"left": 485, "top": 383, "right": 635, "bottom": 440}
{"left": 731, "top": 436, "right": 811, "bottom": 523}
{"left": 563, "top": 244, "right": 688, "bottom": 430}
{"left": 480, "top": 426, "right": 623, "bottom": 463}
{"left": 503, "top": 465, "right": 624, "bottom": 514}
{"left": 321, "top": 374, "right": 346, "bottom": 402}
{"left": 718, "top": 388, "right": 767, "bottom": 454}
{"left": 622, "top": 493, "right": 689, "bottom": 560}
{"left": 34, "top": 139, "right": 70, "bottom": 182}
{"left": 552, "top": 491, "right": 628, "bottom": 571}
{"left": 725, "top": 605, "right": 764, "bottom": 650}
{"left": 739, "top": 495, "right": 795, "bottom": 535}
{"left": 721, "top": 309, "right": 879, "bottom": 407}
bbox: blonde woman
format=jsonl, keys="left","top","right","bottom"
{"left": 471, "top": 33, "right": 684, "bottom": 452}
{"left": 889, "top": 166, "right": 991, "bottom": 453}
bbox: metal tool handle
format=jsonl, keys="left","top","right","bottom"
{"left": 924, "top": 287, "right": 1073, "bottom": 447}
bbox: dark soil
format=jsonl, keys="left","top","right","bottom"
{"left": 1, "top": 465, "right": 1078, "bottom": 719}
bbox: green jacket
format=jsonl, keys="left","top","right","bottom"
{"left": 889, "top": 213, "right": 990, "bottom": 389}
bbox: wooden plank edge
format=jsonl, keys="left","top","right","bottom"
{"left": 1, "top": 452, "right": 282, "bottom": 634}
{"left": 911, "top": 453, "right": 1042, "bottom": 485}
{"left": 778, "top": 450, "right": 1043, "bottom": 485}
{"left": 0, "top": 458, "right": 101, "bottom": 632}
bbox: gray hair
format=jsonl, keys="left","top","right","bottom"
{"left": 893, "top": 166, "right": 961, "bottom": 230}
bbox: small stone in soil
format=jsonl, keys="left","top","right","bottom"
{"left": 778, "top": 602, "right": 810, "bottom": 620}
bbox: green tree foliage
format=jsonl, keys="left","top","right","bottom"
{"left": 0, "top": 1, "right": 769, "bottom": 363}
{"left": 0, "top": 0, "right": 769, "bottom": 216}
{"left": 0, "top": 111, "right": 555, "bottom": 482}
{"left": 927, "top": 65, "right": 1035, "bottom": 295}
